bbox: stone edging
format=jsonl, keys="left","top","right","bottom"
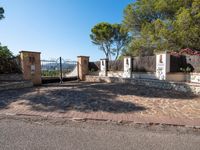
{"left": 0, "top": 81, "right": 33, "bottom": 91}
{"left": 85, "top": 75, "right": 200, "bottom": 95}
{"left": 1, "top": 113, "right": 199, "bottom": 129}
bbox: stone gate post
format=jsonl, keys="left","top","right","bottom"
{"left": 123, "top": 56, "right": 132, "bottom": 78}
{"left": 77, "top": 56, "right": 89, "bottom": 81}
{"left": 156, "top": 51, "right": 170, "bottom": 80}
{"left": 99, "top": 59, "right": 108, "bottom": 77}
{"left": 20, "top": 51, "right": 42, "bottom": 85}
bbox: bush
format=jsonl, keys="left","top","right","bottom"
{"left": 0, "top": 56, "right": 21, "bottom": 74}
{"left": 0, "top": 45, "right": 13, "bottom": 58}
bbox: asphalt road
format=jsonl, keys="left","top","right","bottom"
{"left": 0, "top": 118, "right": 199, "bottom": 150}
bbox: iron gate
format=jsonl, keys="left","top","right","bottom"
{"left": 41, "top": 57, "right": 77, "bottom": 83}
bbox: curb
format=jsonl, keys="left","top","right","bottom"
{"left": 1, "top": 113, "right": 200, "bottom": 129}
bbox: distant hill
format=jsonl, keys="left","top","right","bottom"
{"left": 41, "top": 60, "right": 76, "bottom": 71}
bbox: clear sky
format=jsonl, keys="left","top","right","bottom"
{"left": 0, "top": 0, "right": 133, "bottom": 61}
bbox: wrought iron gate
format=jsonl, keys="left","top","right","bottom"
{"left": 41, "top": 57, "right": 77, "bottom": 83}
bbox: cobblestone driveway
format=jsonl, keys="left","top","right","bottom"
{"left": 0, "top": 82, "right": 200, "bottom": 125}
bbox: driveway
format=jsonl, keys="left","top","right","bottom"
{"left": 0, "top": 82, "right": 200, "bottom": 126}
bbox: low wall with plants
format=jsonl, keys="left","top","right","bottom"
{"left": 88, "top": 52, "right": 200, "bottom": 82}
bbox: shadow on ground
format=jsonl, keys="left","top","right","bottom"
{"left": 43, "top": 82, "right": 197, "bottom": 99}
{"left": 0, "top": 82, "right": 198, "bottom": 113}
{"left": 0, "top": 83, "right": 146, "bottom": 113}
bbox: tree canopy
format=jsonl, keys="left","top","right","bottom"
{"left": 90, "top": 22, "right": 130, "bottom": 60}
{"left": 0, "top": 7, "right": 4, "bottom": 20}
{"left": 0, "top": 7, "right": 13, "bottom": 58}
{"left": 0, "top": 44, "right": 13, "bottom": 58}
{"left": 123, "top": 0, "right": 200, "bottom": 56}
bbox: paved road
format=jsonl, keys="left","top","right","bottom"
{"left": 0, "top": 118, "right": 199, "bottom": 150}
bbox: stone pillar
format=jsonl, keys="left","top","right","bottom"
{"left": 123, "top": 56, "right": 132, "bottom": 78}
{"left": 77, "top": 56, "right": 89, "bottom": 81}
{"left": 156, "top": 51, "right": 170, "bottom": 80}
{"left": 20, "top": 51, "right": 42, "bottom": 85}
{"left": 99, "top": 59, "right": 108, "bottom": 77}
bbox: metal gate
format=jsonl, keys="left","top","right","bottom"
{"left": 41, "top": 57, "right": 77, "bottom": 83}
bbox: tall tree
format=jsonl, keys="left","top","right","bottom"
{"left": 0, "top": 7, "right": 4, "bottom": 20}
{"left": 112, "top": 24, "right": 130, "bottom": 60}
{"left": 123, "top": 0, "right": 200, "bottom": 56}
{"left": 90, "top": 22, "right": 114, "bottom": 60}
{"left": 0, "top": 44, "right": 13, "bottom": 58}
{"left": 90, "top": 23, "right": 130, "bottom": 60}
{"left": 0, "top": 7, "right": 13, "bottom": 58}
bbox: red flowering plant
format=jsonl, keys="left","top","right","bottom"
{"left": 170, "top": 48, "right": 200, "bottom": 73}
{"left": 179, "top": 48, "right": 200, "bottom": 56}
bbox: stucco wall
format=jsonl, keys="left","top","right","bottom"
{"left": 20, "top": 51, "right": 42, "bottom": 85}
{"left": 166, "top": 73, "right": 186, "bottom": 82}
{"left": 96, "top": 71, "right": 200, "bottom": 83}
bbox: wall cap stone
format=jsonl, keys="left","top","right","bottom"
{"left": 20, "top": 51, "right": 41, "bottom": 54}
{"left": 123, "top": 56, "right": 132, "bottom": 58}
{"left": 155, "top": 51, "right": 170, "bottom": 55}
{"left": 77, "top": 56, "right": 90, "bottom": 58}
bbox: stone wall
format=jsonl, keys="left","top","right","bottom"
{"left": 0, "top": 74, "right": 23, "bottom": 81}
{"left": 0, "top": 81, "right": 33, "bottom": 91}
{"left": 88, "top": 71, "right": 99, "bottom": 76}
{"left": 189, "top": 73, "right": 200, "bottom": 84}
{"left": 107, "top": 71, "right": 123, "bottom": 78}
{"left": 132, "top": 72, "right": 157, "bottom": 80}
{"left": 85, "top": 75, "right": 200, "bottom": 95}
{"left": 107, "top": 71, "right": 157, "bottom": 80}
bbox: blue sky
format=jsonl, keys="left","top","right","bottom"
{"left": 0, "top": 0, "right": 132, "bottom": 61}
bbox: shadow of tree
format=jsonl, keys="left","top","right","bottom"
{"left": 0, "top": 82, "right": 198, "bottom": 113}
{"left": 84, "top": 83, "right": 197, "bottom": 99}
{"left": 28, "top": 89, "right": 146, "bottom": 113}
{"left": 44, "top": 82, "right": 196, "bottom": 99}
{"left": 0, "top": 84, "right": 146, "bottom": 113}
